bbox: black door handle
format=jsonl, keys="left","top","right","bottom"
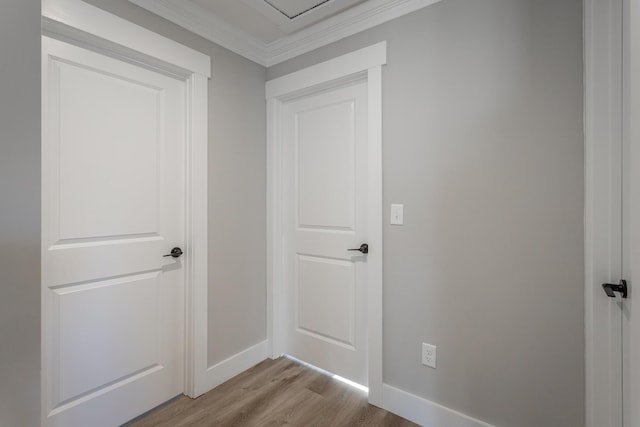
{"left": 163, "top": 247, "right": 183, "bottom": 258}
{"left": 602, "top": 280, "right": 628, "bottom": 298}
{"left": 348, "top": 243, "right": 368, "bottom": 254}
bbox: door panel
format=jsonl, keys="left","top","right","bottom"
{"left": 56, "top": 59, "right": 160, "bottom": 240}
{"left": 283, "top": 81, "right": 368, "bottom": 386}
{"left": 54, "top": 272, "right": 160, "bottom": 405}
{"left": 297, "top": 100, "right": 356, "bottom": 229}
{"left": 43, "top": 37, "right": 185, "bottom": 427}
{"left": 297, "top": 255, "right": 356, "bottom": 348}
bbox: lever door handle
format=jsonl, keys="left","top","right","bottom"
{"left": 602, "top": 280, "right": 628, "bottom": 298}
{"left": 348, "top": 243, "right": 368, "bottom": 254}
{"left": 163, "top": 247, "right": 183, "bottom": 258}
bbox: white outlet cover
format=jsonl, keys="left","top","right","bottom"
{"left": 422, "top": 342, "right": 437, "bottom": 369}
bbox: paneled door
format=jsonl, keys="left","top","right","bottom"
{"left": 42, "top": 36, "right": 186, "bottom": 427}
{"left": 282, "top": 81, "right": 369, "bottom": 386}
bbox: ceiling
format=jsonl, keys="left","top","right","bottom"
{"left": 128, "top": 0, "right": 442, "bottom": 66}
{"left": 186, "top": 0, "right": 369, "bottom": 41}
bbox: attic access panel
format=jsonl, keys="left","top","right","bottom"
{"left": 243, "top": 0, "right": 368, "bottom": 34}
{"left": 265, "top": 0, "right": 331, "bottom": 19}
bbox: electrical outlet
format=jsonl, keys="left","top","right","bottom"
{"left": 422, "top": 343, "right": 437, "bottom": 369}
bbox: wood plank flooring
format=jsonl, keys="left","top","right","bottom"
{"left": 125, "top": 357, "right": 418, "bottom": 426}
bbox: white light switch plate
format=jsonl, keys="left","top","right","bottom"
{"left": 390, "top": 204, "right": 404, "bottom": 225}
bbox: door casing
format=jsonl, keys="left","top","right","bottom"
{"left": 584, "top": 0, "right": 624, "bottom": 426}
{"left": 41, "top": 0, "right": 211, "bottom": 419}
{"left": 623, "top": 0, "right": 640, "bottom": 425}
{"left": 266, "top": 42, "right": 386, "bottom": 406}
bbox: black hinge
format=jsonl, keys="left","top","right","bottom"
{"left": 602, "top": 279, "right": 628, "bottom": 299}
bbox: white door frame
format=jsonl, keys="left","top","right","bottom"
{"left": 584, "top": 0, "right": 624, "bottom": 426}
{"left": 265, "top": 42, "right": 386, "bottom": 406}
{"left": 41, "top": 0, "right": 211, "bottom": 407}
{"left": 625, "top": 2, "right": 640, "bottom": 425}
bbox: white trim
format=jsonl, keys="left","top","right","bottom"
{"left": 128, "top": 0, "right": 441, "bottom": 66}
{"left": 128, "top": 0, "right": 267, "bottom": 66}
{"left": 202, "top": 341, "right": 270, "bottom": 391}
{"left": 584, "top": 0, "right": 624, "bottom": 426}
{"left": 266, "top": 41, "right": 387, "bottom": 98}
{"left": 382, "top": 385, "right": 495, "bottom": 427}
{"left": 266, "top": 42, "right": 386, "bottom": 407}
{"left": 183, "top": 71, "right": 210, "bottom": 398}
{"left": 41, "top": 0, "right": 210, "bottom": 407}
{"left": 264, "top": 0, "right": 441, "bottom": 66}
{"left": 43, "top": 0, "right": 210, "bottom": 77}
{"left": 266, "top": 96, "right": 284, "bottom": 360}
{"left": 625, "top": 2, "right": 640, "bottom": 426}
{"left": 366, "top": 64, "right": 384, "bottom": 407}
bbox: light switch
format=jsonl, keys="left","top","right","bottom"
{"left": 390, "top": 204, "right": 404, "bottom": 225}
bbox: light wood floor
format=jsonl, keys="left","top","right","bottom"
{"left": 125, "top": 357, "right": 418, "bottom": 426}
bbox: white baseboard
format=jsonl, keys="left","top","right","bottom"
{"left": 382, "top": 384, "right": 495, "bottom": 427}
{"left": 203, "top": 340, "right": 269, "bottom": 392}
{"left": 201, "top": 345, "right": 494, "bottom": 427}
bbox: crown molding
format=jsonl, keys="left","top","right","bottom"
{"left": 264, "top": 0, "right": 442, "bottom": 66}
{"left": 129, "top": 0, "right": 443, "bottom": 67}
{"left": 129, "top": 0, "right": 270, "bottom": 64}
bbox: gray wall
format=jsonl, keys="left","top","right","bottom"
{"left": 84, "top": 0, "right": 268, "bottom": 367}
{"left": 0, "top": 1, "right": 41, "bottom": 426}
{"left": 268, "top": 1, "right": 585, "bottom": 426}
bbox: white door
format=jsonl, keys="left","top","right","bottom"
{"left": 624, "top": 0, "right": 640, "bottom": 424}
{"left": 42, "top": 37, "right": 186, "bottom": 427}
{"left": 282, "top": 81, "right": 369, "bottom": 386}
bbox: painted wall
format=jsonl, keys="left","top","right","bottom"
{"left": 268, "top": 1, "right": 585, "bottom": 426}
{"left": 0, "top": 0, "right": 41, "bottom": 426}
{"left": 84, "top": 0, "right": 268, "bottom": 367}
